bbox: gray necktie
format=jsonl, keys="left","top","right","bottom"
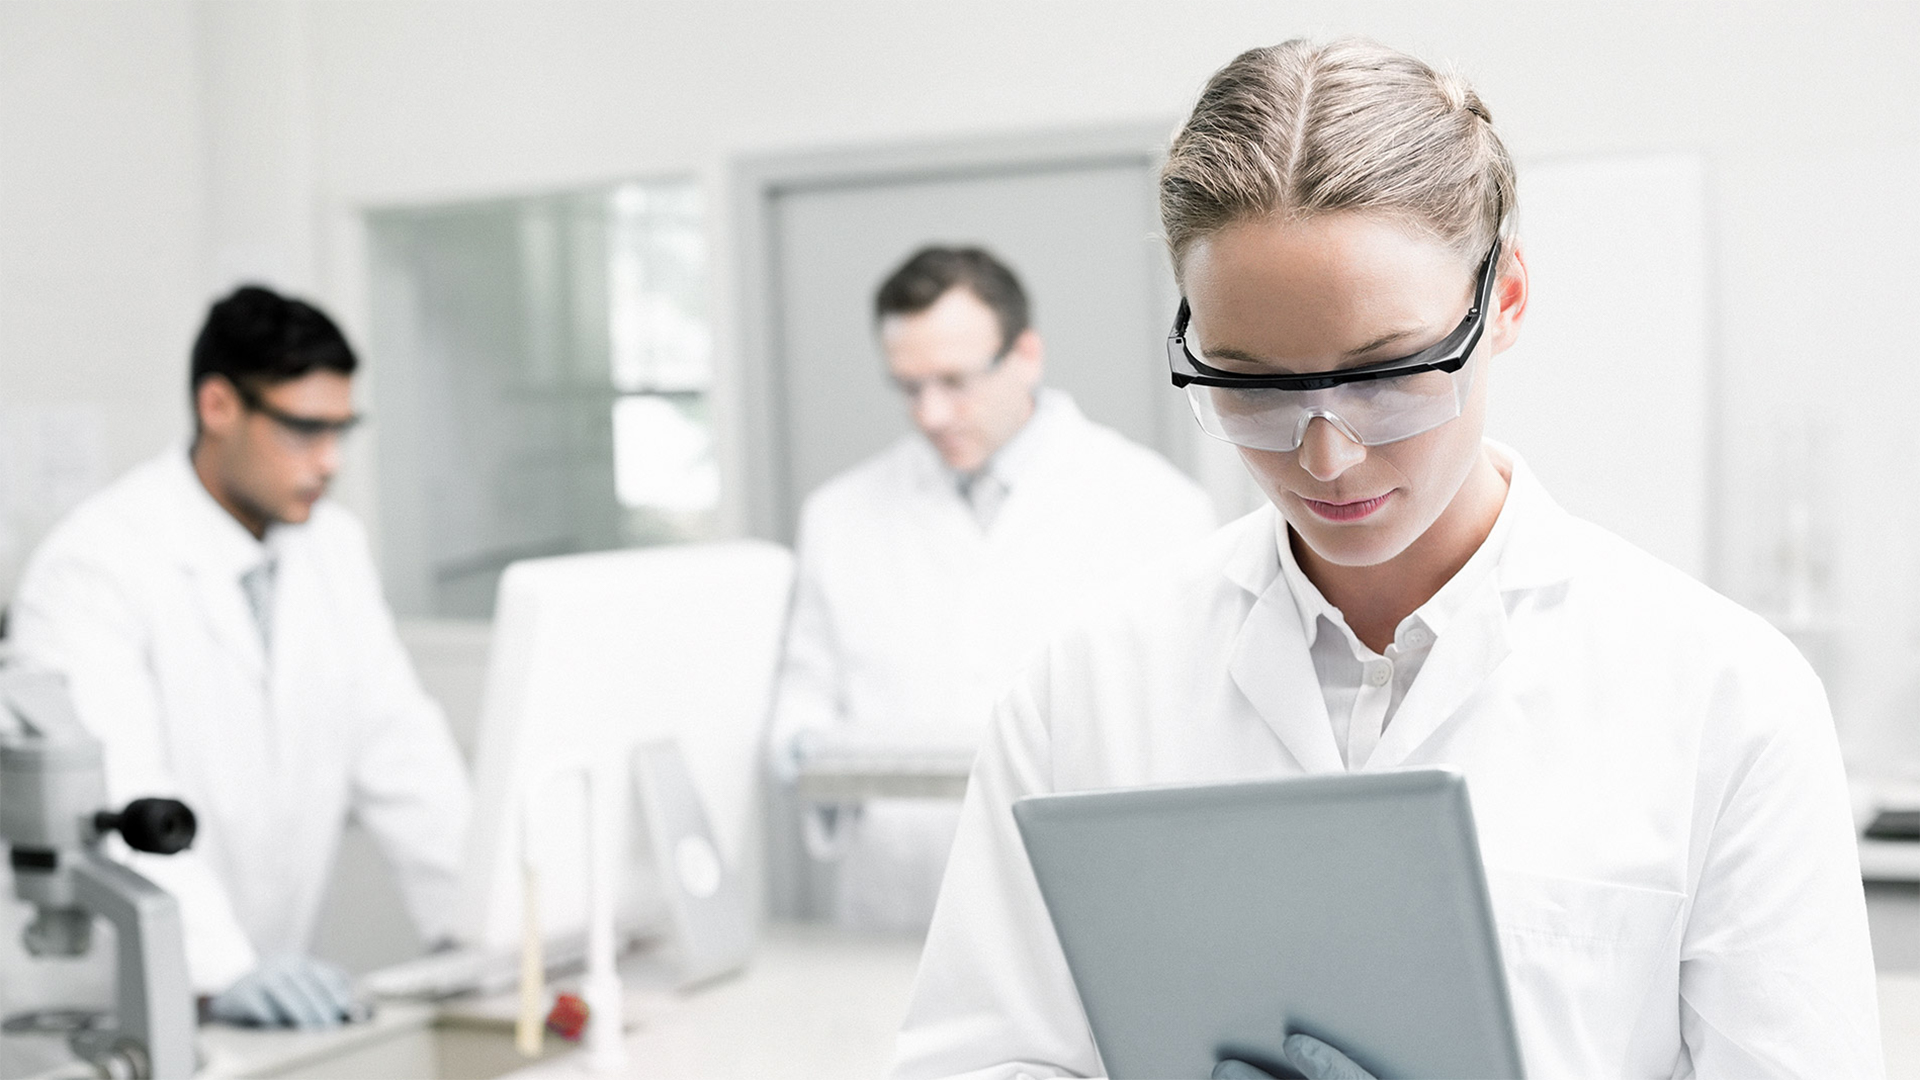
{"left": 962, "top": 472, "right": 1009, "bottom": 531}
{"left": 239, "top": 559, "right": 277, "bottom": 654}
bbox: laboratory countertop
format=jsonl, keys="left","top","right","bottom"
{"left": 7, "top": 924, "right": 1915, "bottom": 1079}
{"left": 499, "top": 921, "right": 923, "bottom": 1080}
{"left": 211, "top": 953, "right": 1920, "bottom": 1080}
{"left": 199, "top": 921, "right": 924, "bottom": 1080}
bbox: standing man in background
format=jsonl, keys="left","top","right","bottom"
{"left": 770, "top": 246, "right": 1216, "bottom": 930}
{"left": 9, "top": 286, "right": 471, "bottom": 1027}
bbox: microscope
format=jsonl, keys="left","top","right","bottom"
{"left": 0, "top": 669, "right": 197, "bottom": 1079}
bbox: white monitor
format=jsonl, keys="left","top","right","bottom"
{"left": 454, "top": 540, "right": 794, "bottom": 954}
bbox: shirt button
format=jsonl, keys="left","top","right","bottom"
{"left": 1401, "top": 626, "right": 1432, "bottom": 649}
{"left": 1365, "top": 660, "right": 1392, "bottom": 688}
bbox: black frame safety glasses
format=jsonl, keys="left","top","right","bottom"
{"left": 1168, "top": 238, "right": 1503, "bottom": 392}
{"left": 232, "top": 379, "right": 363, "bottom": 440}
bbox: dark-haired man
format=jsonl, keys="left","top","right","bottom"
{"left": 770, "top": 247, "right": 1215, "bottom": 929}
{"left": 10, "top": 285, "right": 470, "bottom": 1027}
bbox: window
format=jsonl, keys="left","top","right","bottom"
{"left": 368, "top": 179, "right": 715, "bottom": 617}
{"left": 606, "top": 183, "right": 719, "bottom": 543}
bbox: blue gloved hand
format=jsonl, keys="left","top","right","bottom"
{"left": 209, "top": 954, "right": 362, "bottom": 1029}
{"left": 1214, "top": 1033, "right": 1378, "bottom": 1080}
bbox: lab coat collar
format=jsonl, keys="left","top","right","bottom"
{"left": 156, "top": 446, "right": 277, "bottom": 578}
{"left": 153, "top": 447, "right": 289, "bottom": 676}
{"left": 977, "top": 388, "right": 1074, "bottom": 490}
{"left": 1485, "top": 443, "right": 1578, "bottom": 593}
{"left": 917, "top": 388, "right": 1080, "bottom": 496}
{"left": 1220, "top": 441, "right": 1571, "bottom": 772}
{"left": 1227, "top": 558, "right": 1345, "bottom": 774}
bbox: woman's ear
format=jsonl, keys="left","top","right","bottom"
{"left": 1482, "top": 237, "right": 1530, "bottom": 357}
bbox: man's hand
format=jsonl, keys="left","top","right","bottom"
{"left": 208, "top": 954, "right": 366, "bottom": 1029}
{"left": 1214, "top": 1033, "right": 1378, "bottom": 1080}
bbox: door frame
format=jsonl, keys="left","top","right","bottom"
{"left": 729, "top": 123, "right": 1183, "bottom": 542}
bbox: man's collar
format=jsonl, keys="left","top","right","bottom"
{"left": 935, "top": 387, "right": 1078, "bottom": 493}
{"left": 165, "top": 447, "right": 277, "bottom": 575}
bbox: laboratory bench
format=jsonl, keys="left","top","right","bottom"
{"left": 215, "top": 958, "right": 1920, "bottom": 1080}
{"left": 224, "top": 920, "right": 919, "bottom": 1080}
{"left": 211, "top": 906, "right": 1920, "bottom": 1080}
{"left": 3, "top": 917, "right": 1916, "bottom": 1078}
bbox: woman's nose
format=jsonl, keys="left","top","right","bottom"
{"left": 1295, "top": 415, "right": 1367, "bottom": 482}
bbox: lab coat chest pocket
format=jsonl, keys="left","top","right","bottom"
{"left": 1484, "top": 868, "right": 1685, "bottom": 1079}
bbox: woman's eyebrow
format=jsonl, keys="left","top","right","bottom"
{"left": 1200, "top": 324, "right": 1430, "bottom": 370}
{"left": 1196, "top": 344, "right": 1270, "bottom": 365}
{"left": 1340, "top": 326, "right": 1425, "bottom": 360}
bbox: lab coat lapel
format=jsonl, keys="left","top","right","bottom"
{"left": 184, "top": 561, "right": 268, "bottom": 680}
{"left": 905, "top": 440, "right": 984, "bottom": 564}
{"left": 1225, "top": 534, "right": 1344, "bottom": 775}
{"left": 264, "top": 535, "right": 328, "bottom": 750}
{"left": 156, "top": 453, "right": 269, "bottom": 680}
{"left": 160, "top": 495, "right": 268, "bottom": 680}
{"left": 1365, "top": 445, "right": 1574, "bottom": 769}
{"left": 1365, "top": 580, "right": 1513, "bottom": 770}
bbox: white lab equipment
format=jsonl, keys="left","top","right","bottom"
{"left": 448, "top": 540, "right": 792, "bottom": 1016}
{"left": 0, "top": 668, "right": 196, "bottom": 1080}
{"left": 896, "top": 445, "right": 1883, "bottom": 1080}
{"left": 510, "top": 759, "right": 630, "bottom": 1073}
{"left": 6, "top": 448, "right": 471, "bottom": 994}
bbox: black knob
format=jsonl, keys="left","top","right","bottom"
{"left": 95, "top": 798, "right": 197, "bottom": 855}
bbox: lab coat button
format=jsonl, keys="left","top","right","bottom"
{"left": 1365, "top": 660, "right": 1392, "bottom": 687}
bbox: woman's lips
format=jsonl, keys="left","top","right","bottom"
{"left": 1301, "top": 492, "right": 1392, "bottom": 522}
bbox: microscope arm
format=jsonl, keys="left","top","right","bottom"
{"left": 69, "top": 850, "right": 197, "bottom": 1080}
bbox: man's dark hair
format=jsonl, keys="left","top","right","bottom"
{"left": 190, "top": 284, "right": 357, "bottom": 405}
{"left": 874, "top": 246, "right": 1031, "bottom": 352}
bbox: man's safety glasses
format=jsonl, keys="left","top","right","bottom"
{"left": 234, "top": 380, "right": 363, "bottom": 447}
{"left": 1167, "top": 239, "right": 1501, "bottom": 452}
{"left": 890, "top": 345, "right": 1011, "bottom": 403}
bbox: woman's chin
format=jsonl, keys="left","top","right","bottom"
{"left": 1285, "top": 515, "right": 1417, "bottom": 569}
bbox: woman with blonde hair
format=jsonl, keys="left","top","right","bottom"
{"left": 892, "top": 38, "right": 1881, "bottom": 1080}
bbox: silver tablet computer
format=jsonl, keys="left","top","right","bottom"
{"left": 1013, "top": 769, "right": 1524, "bottom": 1079}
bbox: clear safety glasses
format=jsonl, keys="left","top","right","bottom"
{"left": 1167, "top": 239, "right": 1501, "bottom": 453}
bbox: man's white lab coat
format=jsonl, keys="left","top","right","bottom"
{"left": 895, "top": 447, "right": 1881, "bottom": 1079}
{"left": 8, "top": 449, "right": 471, "bottom": 993}
{"left": 772, "top": 391, "right": 1216, "bottom": 928}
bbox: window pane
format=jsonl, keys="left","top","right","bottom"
{"left": 613, "top": 393, "right": 718, "bottom": 512}
{"left": 609, "top": 182, "right": 710, "bottom": 393}
{"left": 370, "top": 177, "right": 715, "bottom": 618}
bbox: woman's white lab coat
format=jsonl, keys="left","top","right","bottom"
{"left": 894, "top": 448, "right": 1882, "bottom": 1080}
{"left": 8, "top": 450, "right": 471, "bottom": 992}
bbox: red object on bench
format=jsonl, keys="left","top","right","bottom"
{"left": 545, "top": 992, "right": 590, "bottom": 1041}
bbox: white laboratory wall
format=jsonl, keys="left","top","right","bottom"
{"left": 0, "top": 4, "right": 1916, "bottom": 749}
{"left": 272, "top": 1, "right": 1920, "bottom": 757}
{"left": 0, "top": 2, "right": 209, "bottom": 593}
{"left": 1488, "top": 155, "right": 1710, "bottom": 581}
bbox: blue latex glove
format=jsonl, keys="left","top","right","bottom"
{"left": 209, "top": 954, "right": 363, "bottom": 1029}
{"left": 1214, "top": 1033, "right": 1378, "bottom": 1080}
